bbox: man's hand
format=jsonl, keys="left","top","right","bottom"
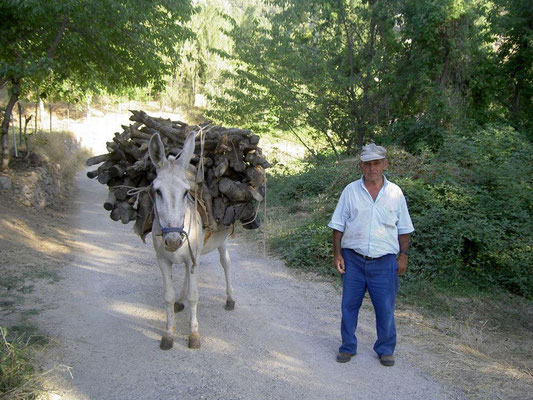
{"left": 397, "top": 253, "right": 408, "bottom": 275}
{"left": 334, "top": 254, "right": 345, "bottom": 274}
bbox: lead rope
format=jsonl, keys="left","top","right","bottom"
{"left": 190, "top": 124, "right": 213, "bottom": 274}
{"left": 123, "top": 184, "right": 199, "bottom": 272}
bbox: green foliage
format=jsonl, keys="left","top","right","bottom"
{"left": 272, "top": 222, "right": 336, "bottom": 277}
{"left": 0, "top": 0, "right": 194, "bottom": 167}
{"left": 268, "top": 158, "right": 346, "bottom": 204}
{"left": 402, "top": 124, "right": 533, "bottom": 296}
{"left": 489, "top": 0, "right": 533, "bottom": 133}
{"left": 0, "top": 0, "right": 194, "bottom": 97}
{"left": 208, "top": 0, "right": 508, "bottom": 155}
{"left": 264, "top": 124, "right": 532, "bottom": 298}
{"left": 160, "top": 0, "right": 237, "bottom": 113}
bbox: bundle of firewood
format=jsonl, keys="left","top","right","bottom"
{"left": 86, "top": 110, "right": 269, "bottom": 240}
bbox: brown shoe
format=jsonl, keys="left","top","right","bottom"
{"left": 380, "top": 354, "right": 395, "bottom": 366}
{"left": 336, "top": 352, "right": 355, "bottom": 363}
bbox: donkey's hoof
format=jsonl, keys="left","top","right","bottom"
{"left": 225, "top": 300, "right": 235, "bottom": 311}
{"left": 160, "top": 335, "right": 174, "bottom": 350}
{"left": 188, "top": 333, "right": 201, "bottom": 349}
{"left": 174, "top": 302, "right": 185, "bottom": 313}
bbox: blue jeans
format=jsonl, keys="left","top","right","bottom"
{"left": 339, "top": 249, "right": 399, "bottom": 356}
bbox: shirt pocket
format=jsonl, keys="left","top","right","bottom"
{"left": 377, "top": 206, "right": 398, "bottom": 228}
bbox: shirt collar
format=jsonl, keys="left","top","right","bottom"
{"left": 359, "top": 175, "right": 388, "bottom": 201}
{"left": 359, "top": 175, "right": 388, "bottom": 187}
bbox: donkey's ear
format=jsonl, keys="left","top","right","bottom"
{"left": 149, "top": 133, "right": 166, "bottom": 169}
{"left": 177, "top": 132, "right": 196, "bottom": 168}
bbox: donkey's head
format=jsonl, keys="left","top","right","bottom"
{"left": 149, "top": 132, "right": 196, "bottom": 252}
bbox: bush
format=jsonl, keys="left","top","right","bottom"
{"left": 264, "top": 124, "right": 533, "bottom": 298}
{"left": 402, "top": 124, "right": 533, "bottom": 296}
{"left": 271, "top": 221, "right": 335, "bottom": 277}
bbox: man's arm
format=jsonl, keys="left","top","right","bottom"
{"left": 333, "top": 229, "right": 345, "bottom": 274}
{"left": 397, "top": 233, "right": 410, "bottom": 275}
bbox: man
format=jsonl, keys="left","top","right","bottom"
{"left": 328, "top": 143, "right": 414, "bottom": 366}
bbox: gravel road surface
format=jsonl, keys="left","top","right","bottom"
{"left": 37, "top": 172, "right": 463, "bottom": 400}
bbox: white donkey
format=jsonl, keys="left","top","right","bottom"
{"left": 149, "top": 132, "right": 234, "bottom": 350}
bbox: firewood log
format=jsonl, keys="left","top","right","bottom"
{"left": 108, "top": 163, "right": 124, "bottom": 178}
{"left": 245, "top": 166, "right": 266, "bottom": 187}
{"left": 87, "top": 169, "right": 99, "bottom": 179}
{"left": 214, "top": 155, "right": 229, "bottom": 177}
{"left": 213, "top": 196, "right": 229, "bottom": 223}
{"left": 133, "top": 192, "right": 153, "bottom": 242}
{"left": 91, "top": 110, "right": 269, "bottom": 232}
{"left": 218, "top": 178, "right": 254, "bottom": 202}
{"left": 111, "top": 201, "right": 137, "bottom": 224}
{"left": 86, "top": 153, "right": 110, "bottom": 166}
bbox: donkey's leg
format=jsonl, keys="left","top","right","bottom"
{"left": 174, "top": 267, "right": 189, "bottom": 313}
{"left": 157, "top": 257, "right": 176, "bottom": 350}
{"left": 218, "top": 242, "right": 235, "bottom": 311}
{"left": 185, "top": 261, "right": 201, "bottom": 349}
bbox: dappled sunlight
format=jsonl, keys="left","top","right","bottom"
{"left": 109, "top": 300, "right": 162, "bottom": 322}
{"left": 482, "top": 362, "right": 533, "bottom": 381}
{"left": 130, "top": 325, "right": 164, "bottom": 343}
{"left": 206, "top": 336, "right": 236, "bottom": 353}
{"left": 0, "top": 216, "right": 71, "bottom": 257}
{"left": 264, "top": 350, "right": 307, "bottom": 374}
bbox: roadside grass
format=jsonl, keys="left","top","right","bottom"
{"left": 236, "top": 137, "right": 533, "bottom": 399}
{"left": 0, "top": 128, "right": 86, "bottom": 399}
{"left": 27, "top": 129, "right": 93, "bottom": 183}
{"left": 1, "top": 326, "right": 41, "bottom": 400}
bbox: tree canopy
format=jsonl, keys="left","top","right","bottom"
{"left": 0, "top": 0, "right": 194, "bottom": 168}
{"left": 205, "top": 0, "right": 532, "bottom": 154}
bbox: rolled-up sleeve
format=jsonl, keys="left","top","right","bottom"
{"left": 328, "top": 188, "right": 348, "bottom": 232}
{"left": 397, "top": 194, "right": 414, "bottom": 234}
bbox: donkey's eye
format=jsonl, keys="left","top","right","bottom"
{"left": 155, "top": 189, "right": 162, "bottom": 197}
{"left": 183, "top": 192, "right": 189, "bottom": 199}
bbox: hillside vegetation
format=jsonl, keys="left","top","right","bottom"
{"left": 261, "top": 124, "right": 533, "bottom": 299}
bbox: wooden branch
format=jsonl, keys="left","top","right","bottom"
{"left": 91, "top": 110, "right": 270, "bottom": 232}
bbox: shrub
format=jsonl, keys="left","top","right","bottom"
{"left": 271, "top": 220, "right": 335, "bottom": 277}
{"left": 402, "top": 124, "right": 533, "bottom": 296}
{"left": 264, "top": 124, "right": 533, "bottom": 298}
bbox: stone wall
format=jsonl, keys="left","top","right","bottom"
{"left": 0, "top": 157, "right": 63, "bottom": 209}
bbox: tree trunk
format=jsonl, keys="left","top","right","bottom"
{"left": 1, "top": 80, "right": 21, "bottom": 170}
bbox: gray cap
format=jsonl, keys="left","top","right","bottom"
{"left": 360, "top": 143, "right": 387, "bottom": 162}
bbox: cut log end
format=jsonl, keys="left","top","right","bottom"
{"left": 91, "top": 110, "right": 269, "bottom": 233}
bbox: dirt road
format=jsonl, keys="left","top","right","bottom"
{"left": 37, "top": 172, "right": 463, "bottom": 400}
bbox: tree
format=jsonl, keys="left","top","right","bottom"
{"left": 160, "top": 0, "right": 238, "bottom": 113}
{"left": 489, "top": 0, "right": 533, "bottom": 133}
{"left": 0, "top": 0, "right": 194, "bottom": 169}
{"left": 207, "top": 0, "right": 408, "bottom": 155}
{"left": 208, "top": 0, "right": 501, "bottom": 154}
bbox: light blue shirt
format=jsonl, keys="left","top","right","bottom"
{"left": 328, "top": 176, "right": 414, "bottom": 258}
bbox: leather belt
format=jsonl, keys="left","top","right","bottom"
{"left": 355, "top": 251, "right": 381, "bottom": 261}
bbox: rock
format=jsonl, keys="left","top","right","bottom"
{"left": 0, "top": 176, "right": 12, "bottom": 190}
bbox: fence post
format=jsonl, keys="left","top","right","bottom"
{"left": 49, "top": 104, "right": 53, "bottom": 133}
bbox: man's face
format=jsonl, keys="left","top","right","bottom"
{"left": 359, "top": 158, "right": 388, "bottom": 182}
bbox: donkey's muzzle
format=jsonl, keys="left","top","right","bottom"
{"left": 161, "top": 226, "right": 186, "bottom": 253}
{"left": 164, "top": 236, "right": 183, "bottom": 252}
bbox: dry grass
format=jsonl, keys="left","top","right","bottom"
{"left": 0, "top": 196, "right": 76, "bottom": 400}
{"left": 30, "top": 130, "right": 92, "bottom": 182}
{"left": 0, "top": 131, "right": 84, "bottom": 399}
{"left": 396, "top": 293, "right": 533, "bottom": 400}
